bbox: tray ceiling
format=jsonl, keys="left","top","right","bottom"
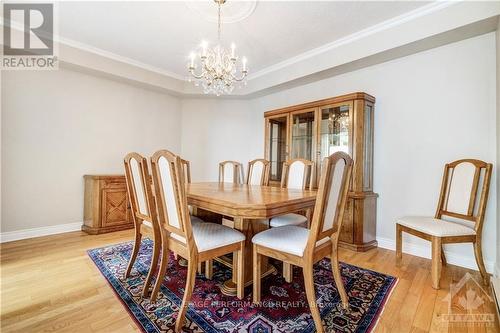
{"left": 56, "top": 1, "right": 429, "bottom": 80}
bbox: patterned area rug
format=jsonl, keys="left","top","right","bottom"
{"left": 88, "top": 239, "right": 397, "bottom": 333}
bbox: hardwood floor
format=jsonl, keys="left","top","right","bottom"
{"left": 1, "top": 230, "right": 498, "bottom": 332}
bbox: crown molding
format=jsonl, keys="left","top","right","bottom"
{"left": 247, "top": 1, "right": 455, "bottom": 81}
{"left": 0, "top": 1, "right": 456, "bottom": 84}
{"left": 2, "top": 1, "right": 499, "bottom": 98}
{"left": 57, "top": 36, "right": 187, "bottom": 81}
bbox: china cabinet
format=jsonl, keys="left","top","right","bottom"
{"left": 264, "top": 92, "right": 377, "bottom": 251}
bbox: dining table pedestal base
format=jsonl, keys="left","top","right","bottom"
{"left": 220, "top": 217, "right": 275, "bottom": 297}
{"left": 221, "top": 264, "right": 277, "bottom": 297}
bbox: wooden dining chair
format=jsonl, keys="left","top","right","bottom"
{"left": 247, "top": 159, "right": 270, "bottom": 186}
{"left": 149, "top": 150, "right": 246, "bottom": 332}
{"left": 123, "top": 152, "right": 162, "bottom": 297}
{"left": 219, "top": 160, "right": 244, "bottom": 184}
{"left": 252, "top": 152, "right": 353, "bottom": 333}
{"left": 396, "top": 159, "right": 492, "bottom": 289}
{"left": 270, "top": 158, "right": 314, "bottom": 228}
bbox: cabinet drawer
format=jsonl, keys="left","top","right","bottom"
{"left": 103, "top": 179, "right": 126, "bottom": 189}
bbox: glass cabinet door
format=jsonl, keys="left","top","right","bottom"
{"left": 289, "top": 110, "right": 315, "bottom": 161}
{"left": 318, "top": 103, "right": 352, "bottom": 172}
{"left": 267, "top": 115, "right": 288, "bottom": 182}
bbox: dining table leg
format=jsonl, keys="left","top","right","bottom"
{"left": 221, "top": 217, "right": 277, "bottom": 297}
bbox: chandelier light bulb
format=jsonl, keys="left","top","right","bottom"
{"left": 242, "top": 57, "right": 247, "bottom": 72}
{"left": 231, "top": 43, "right": 236, "bottom": 59}
{"left": 189, "top": 52, "right": 195, "bottom": 69}
{"left": 201, "top": 41, "right": 208, "bottom": 58}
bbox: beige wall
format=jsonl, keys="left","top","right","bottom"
{"left": 1, "top": 68, "right": 182, "bottom": 232}
{"left": 180, "top": 99, "right": 263, "bottom": 182}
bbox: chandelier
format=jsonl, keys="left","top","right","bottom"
{"left": 187, "top": 0, "right": 248, "bottom": 96}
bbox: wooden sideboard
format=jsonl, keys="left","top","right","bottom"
{"left": 264, "top": 92, "right": 378, "bottom": 251}
{"left": 82, "top": 175, "right": 134, "bottom": 234}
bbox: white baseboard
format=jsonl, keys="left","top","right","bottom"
{"left": 0, "top": 222, "right": 82, "bottom": 243}
{"left": 377, "top": 236, "right": 495, "bottom": 274}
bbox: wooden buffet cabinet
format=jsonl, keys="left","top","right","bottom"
{"left": 82, "top": 175, "right": 134, "bottom": 234}
{"left": 264, "top": 92, "right": 378, "bottom": 251}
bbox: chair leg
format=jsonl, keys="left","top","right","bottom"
{"left": 331, "top": 250, "right": 348, "bottom": 309}
{"left": 473, "top": 240, "right": 488, "bottom": 285}
{"left": 431, "top": 237, "right": 442, "bottom": 289}
{"left": 236, "top": 243, "right": 245, "bottom": 299}
{"left": 303, "top": 262, "right": 324, "bottom": 333}
{"left": 441, "top": 246, "right": 447, "bottom": 266}
{"left": 396, "top": 224, "right": 402, "bottom": 260}
{"left": 283, "top": 263, "right": 293, "bottom": 283}
{"left": 124, "top": 228, "right": 142, "bottom": 278}
{"left": 197, "top": 262, "right": 203, "bottom": 274}
{"left": 175, "top": 256, "right": 197, "bottom": 333}
{"left": 142, "top": 230, "right": 161, "bottom": 297}
{"left": 205, "top": 260, "right": 213, "bottom": 280}
{"left": 253, "top": 246, "right": 261, "bottom": 304}
{"left": 150, "top": 234, "right": 169, "bottom": 301}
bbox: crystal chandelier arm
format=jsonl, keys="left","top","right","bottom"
{"left": 230, "top": 71, "right": 248, "bottom": 82}
{"left": 189, "top": 67, "right": 205, "bottom": 80}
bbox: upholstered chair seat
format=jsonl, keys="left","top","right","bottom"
{"left": 397, "top": 216, "right": 475, "bottom": 237}
{"left": 269, "top": 213, "right": 308, "bottom": 228}
{"left": 252, "top": 226, "right": 330, "bottom": 257}
{"left": 171, "top": 221, "right": 245, "bottom": 252}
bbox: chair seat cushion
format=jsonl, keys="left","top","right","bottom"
{"left": 252, "top": 226, "right": 329, "bottom": 257}
{"left": 172, "top": 222, "right": 245, "bottom": 252}
{"left": 269, "top": 213, "right": 308, "bottom": 228}
{"left": 397, "top": 216, "right": 476, "bottom": 237}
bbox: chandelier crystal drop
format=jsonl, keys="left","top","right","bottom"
{"left": 187, "top": 0, "right": 248, "bottom": 96}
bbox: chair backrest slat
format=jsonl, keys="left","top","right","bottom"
{"left": 180, "top": 158, "right": 191, "bottom": 183}
{"left": 306, "top": 152, "right": 353, "bottom": 251}
{"left": 281, "top": 159, "right": 314, "bottom": 190}
{"left": 219, "top": 161, "right": 244, "bottom": 184}
{"left": 436, "top": 159, "right": 492, "bottom": 232}
{"left": 247, "top": 159, "right": 270, "bottom": 186}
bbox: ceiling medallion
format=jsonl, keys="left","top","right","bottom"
{"left": 185, "top": 0, "right": 257, "bottom": 24}
{"left": 187, "top": 0, "right": 248, "bottom": 96}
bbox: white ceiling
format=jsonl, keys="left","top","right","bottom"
{"left": 57, "top": 1, "right": 430, "bottom": 79}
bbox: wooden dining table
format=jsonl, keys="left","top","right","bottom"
{"left": 186, "top": 182, "right": 317, "bottom": 296}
